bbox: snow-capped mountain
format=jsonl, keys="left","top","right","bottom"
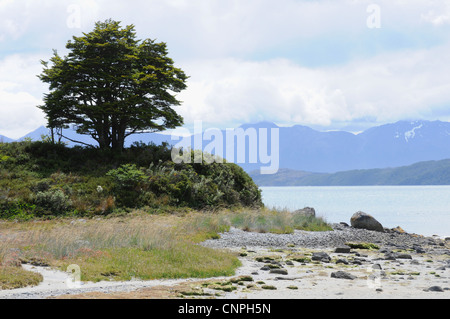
{"left": 236, "top": 120, "right": 450, "bottom": 173}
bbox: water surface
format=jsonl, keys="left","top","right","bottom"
{"left": 260, "top": 186, "right": 450, "bottom": 237}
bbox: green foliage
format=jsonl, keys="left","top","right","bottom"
{"left": 0, "top": 201, "right": 38, "bottom": 221}
{"left": 34, "top": 189, "right": 72, "bottom": 215}
{"left": 106, "top": 154, "right": 263, "bottom": 209}
{"left": 106, "top": 164, "right": 146, "bottom": 207}
{"left": 38, "top": 19, "right": 187, "bottom": 150}
{"left": 223, "top": 208, "right": 331, "bottom": 234}
{"left": 107, "top": 164, "right": 146, "bottom": 188}
{"left": 345, "top": 242, "right": 380, "bottom": 250}
{"left": 0, "top": 140, "right": 262, "bottom": 219}
{"left": 0, "top": 267, "right": 43, "bottom": 290}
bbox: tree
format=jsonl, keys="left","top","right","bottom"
{"left": 38, "top": 19, "right": 188, "bottom": 151}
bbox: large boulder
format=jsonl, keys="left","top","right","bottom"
{"left": 293, "top": 207, "right": 315, "bottom": 217}
{"left": 350, "top": 211, "right": 384, "bottom": 232}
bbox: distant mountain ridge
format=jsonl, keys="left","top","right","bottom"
{"left": 236, "top": 119, "right": 450, "bottom": 173}
{"left": 3, "top": 120, "right": 450, "bottom": 175}
{"left": 250, "top": 159, "right": 450, "bottom": 186}
{"left": 0, "top": 135, "right": 14, "bottom": 143}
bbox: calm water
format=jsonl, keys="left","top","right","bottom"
{"left": 260, "top": 186, "right": 450, "bottom": 238}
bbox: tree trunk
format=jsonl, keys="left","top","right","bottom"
{"left": 111, "top": 119, "right": 126, "bottom": 152}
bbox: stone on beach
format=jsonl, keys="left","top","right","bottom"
{"left": 335, "top": 245, "right": 351, "bottom": 253}
{"left": 293, "top": 207, "right": 316, "bottom": 217}
{"left": 331, "top": 271, "right": 356, "bottom": 280}
{"left": 424, "top": 286, "right": 444, "bottom": 292}
{"left": 269, "top": 268, "right": 288, "bottom": 275}
{"left": 350, "top": 211, "right": 384, "bottom": 232}
{"left": 311, "top": 252, "right": 331, "bottom": 262}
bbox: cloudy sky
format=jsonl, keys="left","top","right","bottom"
{"left": 1, "top": 0, "right": 450, "bottom": 139}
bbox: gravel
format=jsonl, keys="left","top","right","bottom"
{"left": 1, "top": 224, "right": 447, "bottom": 299}
{"left": 201, "top": 223, "right": 447, "bottom": 251}
{"left": 0, "top": 264, "right": 196, "bottom": 299}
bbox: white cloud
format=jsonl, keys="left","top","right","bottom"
{"left": 421, "top": 2, "right": 450, "bottom": 26}
{"left": 0, "top": 90, "right": 44, "bottom": 139}
{"left": 1, "top": 0, "right": 450, "bottom": 137}
{"left": 0, "top": 54, "right": 47, "bottom": 139}
{"left": 176, "top": 42, "right": 450, "bottom": 130}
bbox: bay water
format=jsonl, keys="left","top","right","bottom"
{"left": 260, "top": 186, "right": 450, "bottom": 238}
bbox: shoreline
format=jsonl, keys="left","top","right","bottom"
{"left": 201, "top": 223, "right": 450, "bottom": 250}
{"left": 1, "top": 224, "right": 448, "bottom": 299}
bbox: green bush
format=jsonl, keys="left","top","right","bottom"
{"left": 106, "top": 164, "right": 146, "bottom": 207}
{"left": 34, "top": 189, "right": 72, "bottom": 215}
{"left": 0, "top": 201, "right": 38, "bottom": 221}
{"left": 0, "top": 140, "right": 263, "bottom": 218}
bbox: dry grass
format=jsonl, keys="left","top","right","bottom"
{"left": 0, "top": 212, "right": 240, "bottom": 286}
{"left": 0, "top": 208, "right": 332, "bottom": 289}
{"left": 181, "top": 207, "right": 332, "bottom": 237}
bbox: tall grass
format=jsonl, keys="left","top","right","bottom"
{"left": 0, "top": 213, "right": 241, "bottom": 283}
{"left": 0, "top": 208, "right": 332, "bottom": 287}
{"left": 182, "top": 208, "right": 332, "bottom": 237}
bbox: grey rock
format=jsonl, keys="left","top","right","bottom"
{"left": 293, "top": 207, "right": 316, "bottom": 218}
{"left": 331, "top": 271, "right": 356, "bottom": 280}
{"left": 371, "top": 263, "right": 382, "bottom": 270}
{"left": 350, "top": 211, "right": 384, "bottom": 232}
{"left": 275, "top": 276, "right": 299, "bottom": 281}
{"left": 384, "top": 252, "right": 397, "bottom": 260}
{"left": 428, "top": 239, "right": 437, "bottom": 245}
{"left": 312, "top": 252, "right": 331, "bottom": 262}
{"left": 396, "top": 253, "right": 412, "bottom": 259}
{"left": 335, "top": 258, "right": 349, "bottom": 265}
{"left": 424, "top": 286, "right": 444, "bottom": 292}
{"left": 269, "top": 268, "right": 288, "bottom": 275}
{"left": 413, "top": 245, "right": 426, "bottom": 253}
{"left": 335, "top": 246, "right": 351, "bottom": 253}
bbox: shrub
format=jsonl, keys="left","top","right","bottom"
{"left": 34, "top": 189, "right": 72, "bottom": 215}
{"left": 0, "top": 201, "right": 38, "bottom": 220}
{"left": 106, "top": 164, "right": 146, "bottom": 207}
{"left": 106, "top": 153, "right": 263, "bottom": 210}
{"left": 0, "top": 140, "right": 263, "bottom": 217}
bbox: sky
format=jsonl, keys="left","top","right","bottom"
{"left": 1, "top": 0, "right": 450, "bottom": 139}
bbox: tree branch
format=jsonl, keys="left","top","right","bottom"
{"left": 58, "top": 133, "right": 96, "bottom": 148}
{"left": 124, "top": 128, "right": 159, "bottom": 137}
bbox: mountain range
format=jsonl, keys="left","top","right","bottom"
{"left": 3, "top": 119, "right": 450, "bottom": 185}
{"left": 249, "top": 159, "right": 450, "bottom": 186}
{"left": 236, "top": 120, "right": 450, "bottom": 173}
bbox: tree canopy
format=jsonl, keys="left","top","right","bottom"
{"left": 38, "top": 19, "right": 188, "bottom": 151}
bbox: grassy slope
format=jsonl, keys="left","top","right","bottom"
{"left": 0, "top": 140, "right": 331, "bottom": 289}
{"left": 0, "top": 140, "right": 262, "bottom": 219}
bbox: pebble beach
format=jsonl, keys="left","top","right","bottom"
{"left": 1, "top": 222, "right": 448, "bottom": 299}
{"left": 199, "top": 223, "right": 450, "bottom": 299}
